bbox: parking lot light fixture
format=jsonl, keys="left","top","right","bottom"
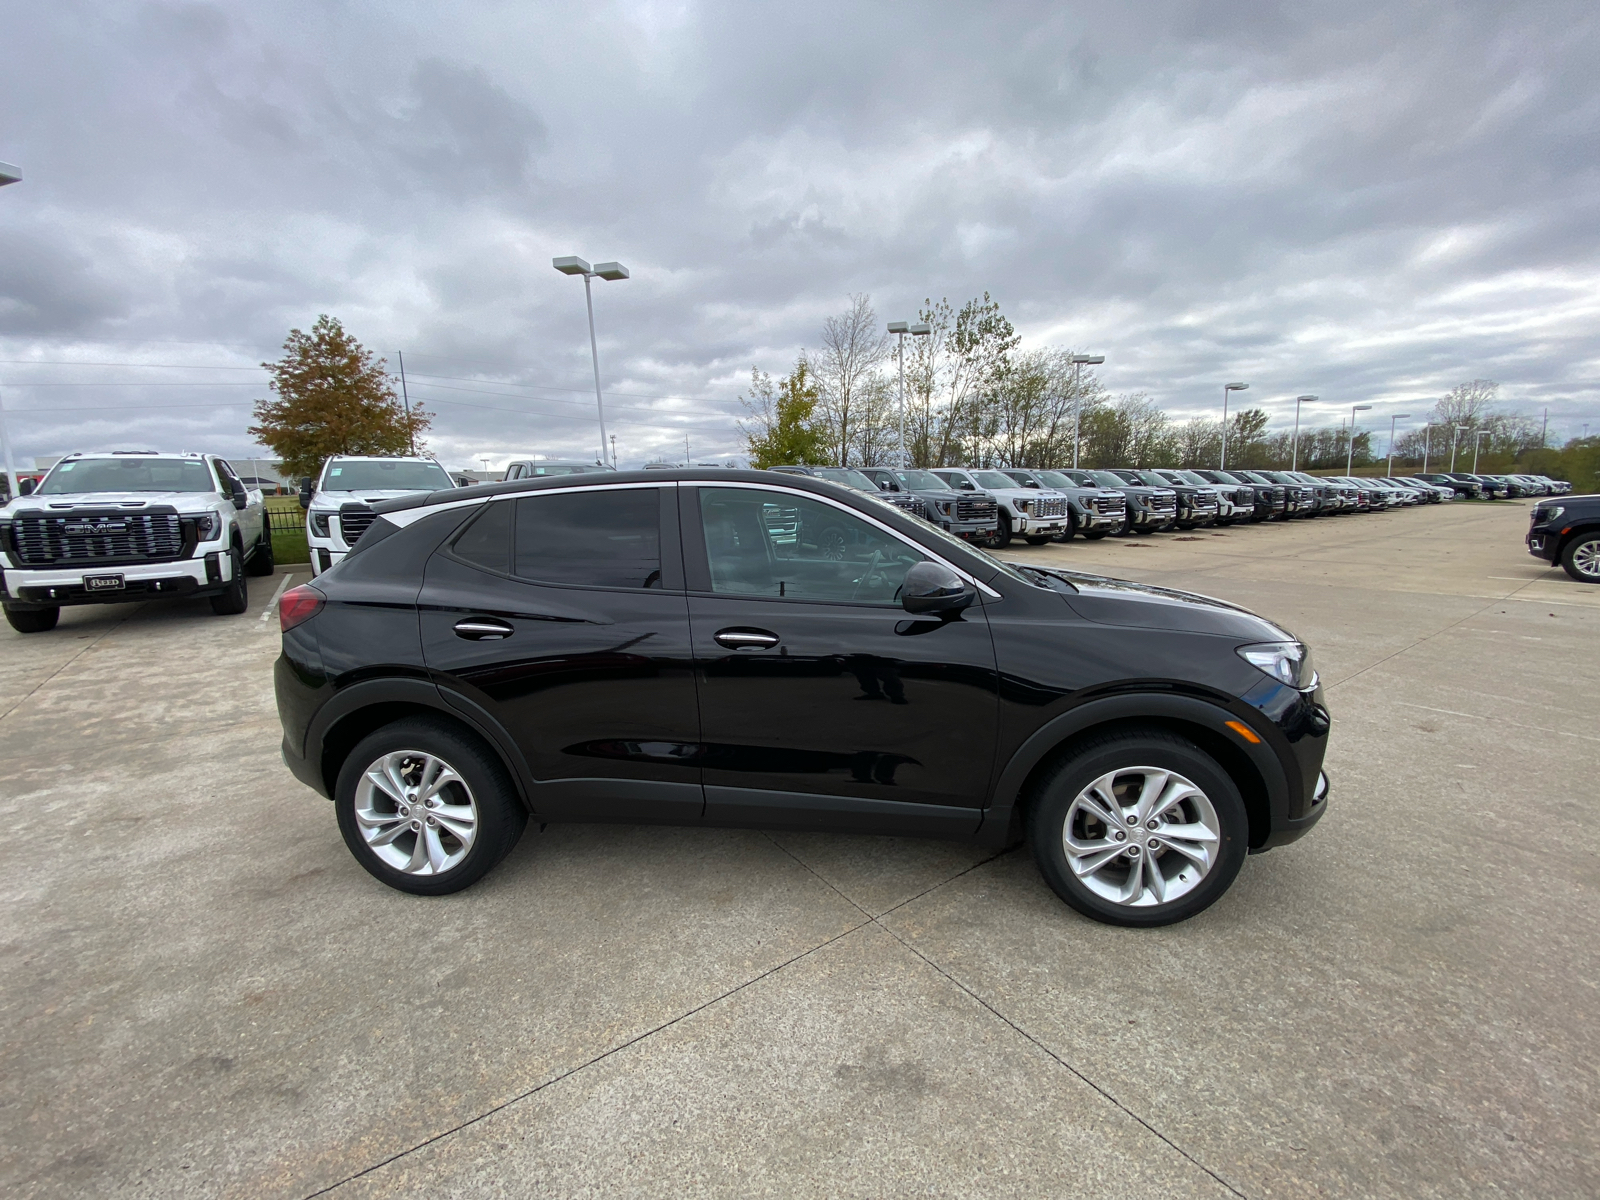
{"left": 1387, "top": 414, "right": 1411, "bottom": 475}
{"left": 1291, "top": 396, "right": 1317, "bottom": 471}
{"left": 1070, "top": 354, "right": 1105, "bottom": 468}
{"left": 1220, "top": 383, "right": 1248, "bottom": 470}
{"left": 1450, "top": 425, "right": 1471, "bottom": 471}
{"left": 553, "top": 255, "right": 629, "bottom": 465}
{"left": 1346, "top": 405, "right": 1372, "bottom": 475}
{"left": 887, "top": 321, "right": 930, "bottom": 468}
{"left": 0, "top": 161, "right": 20, "bottom": 502}
{"left": 1472, "top": 429, "right": 1491, "bottom": 474}
{"left": 1422, "top": 422, "right": 1439, "bottom": 473}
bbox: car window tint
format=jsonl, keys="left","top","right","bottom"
{"left": 451, "top": 500, "right": 512, "bottom": 574}
{"left": 700, "top": 488, "right": 927, "bottom": 604}
{"left": 514, "top": 489, "right": 661, "bottom": 589}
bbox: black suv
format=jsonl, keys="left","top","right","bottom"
{"left": 273, "top": 469, "right": 1329, "bottom": 926}
{"left": 1528, "top": 494, "right": 1600, "bottom": 583}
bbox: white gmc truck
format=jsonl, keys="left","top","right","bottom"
{"left": 300, "top": 455, "right": 458, "bottom": 575}
{"left": 0, "top": 451, "right": 271, "bottom": 633}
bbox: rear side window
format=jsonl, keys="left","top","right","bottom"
{"left": 452, "top": 501, "right": 512, "bottom": 574}
{"left": 514, "top": 489, "right": 661, "bottom": 589}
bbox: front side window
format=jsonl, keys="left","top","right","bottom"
{"left": 39, "top": 457, "right": 217, "bottom": 494}
{"left": 700, "top": 488, "right": 926, "bottom": 604}
{"left": 514, "top": 488, "right": 661, "bottom": 589}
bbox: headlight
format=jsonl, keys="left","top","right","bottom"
{"left": 309, "top": 510, "right": 332, "bottom": 537}
{"left": 1237, "top": 641, "right": 1317, "bottom": 690}
{"left": 936, "top": 500, "right": 953, "bottom": 515}
{"left": 194, "top": 513, "right": 220, "bottom": 540}
{"left": 1015, "top": 499, "right": 1031, "bottom": 514}
{"left": 1535, "top": 505, "right": 1563, "bottom": 524}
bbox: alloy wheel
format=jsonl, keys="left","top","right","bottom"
{"left": 1061, "top": 766, "right": 1221, "bottom": 906}
{"left": 1572, "top": 538, "right": 1600, "bottom": 580}
{"left": 355, "top": 750, "right": 478, "bottom": 875}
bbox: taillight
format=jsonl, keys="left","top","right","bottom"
{"left": 279, "top": 583, "right": 325, "bottom": 632}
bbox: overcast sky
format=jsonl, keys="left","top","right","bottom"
{"left": 2, "top": 1, "right": 1597, "bottom": 472}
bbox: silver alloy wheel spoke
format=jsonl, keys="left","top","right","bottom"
{"left": 1062, "top": 765, "right": 1221, "bottom": 908}
{"left": 354, "top": 750, "right": 478, "bottom": 876}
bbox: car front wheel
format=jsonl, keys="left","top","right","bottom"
{"left": 209, "top": 547, "right": 249, "bottom": 615}
{"left": 1028, "top": 730, "right": 1249, "bottom": 926}
{"left": 335, "top": 717, "right": 528, "bottom": 895}
{"left": 4, "top": 604, "right": 60, "bottom": 633}
{"left": 1561, "top": 533, "right": 1600, "bottom": 584}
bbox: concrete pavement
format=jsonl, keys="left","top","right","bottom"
{"left": 1, "top": 501, "right": 1595, "bottom": 1198}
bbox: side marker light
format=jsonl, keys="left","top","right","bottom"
{"left": 1224, "top": 720, "right": 1262, "bottom": 744}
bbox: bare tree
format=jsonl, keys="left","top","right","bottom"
{"left": 813, "top": 294, "right": 890, "bottom": 467}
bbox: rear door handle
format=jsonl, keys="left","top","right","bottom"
{"left": 714, "top": 627, "right": 780, "bottom": 649}
{"left": 454, "top": 617, "right": 514, "bottom": 641}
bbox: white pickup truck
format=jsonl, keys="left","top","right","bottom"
{"left": 0, "top": 451, "right": 271, "bottom": 633}
{"left": 300, "top": 455, "right": 459, "bottom": 575}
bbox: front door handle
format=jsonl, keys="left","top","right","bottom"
{"left": 714, "top": 627, "right": 780, "bottom": 649}
{"left": 454, "top": 617, "right": 514, "bottom": 641}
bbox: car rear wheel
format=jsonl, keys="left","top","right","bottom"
{"left": 4, "top": 604, "right": 60, "bottom": 633}
{"left": 335, "top": 717, "right": 528, "bottom": 895}
{"left": 1561, "top": 534, "right": 1600, "bottom": 584}
{"left": 246, "top": 514, "right": 275, "bottom": 576}
{"left": 209, "top": 546, "right": 249, "bottom": 615}
{"left": 1028, "top": 730, "right": 1249, "bottom": 927}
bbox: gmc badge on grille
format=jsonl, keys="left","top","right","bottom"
{"left": 64, "top": 521, "right": 129, "bottom": 535}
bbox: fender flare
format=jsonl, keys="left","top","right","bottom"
{"left": 306, "top": 676, "right": 540, "bottom": 812}
{"left": 975, "top": 692, "right": 1291, "bottom": 848}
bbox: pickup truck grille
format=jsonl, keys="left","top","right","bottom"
{"left": 1032, "top": 496, "right": 1068, "bottom": 519}
{"left": 337, "top": 505, "right": 378, "bottom": 547}
{"left": 956, "top": 497, "right": 997, "bottom": 521}
{"left": 1094, "top": 496, "right": 1126, "bottom": 517}
{"left": 1147, "top": 495, "right": 1177, "bottom": 513}
{"left": 884, "top": 494, "right": 928, "bottom": 520}
{"left": 9, "top": 510, "right": 185, "bottom": 566}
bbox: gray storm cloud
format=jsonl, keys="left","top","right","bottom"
{"left": 0, "top": 0, "right": 1595, "bottom": 469}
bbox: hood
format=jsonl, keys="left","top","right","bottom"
{"left": 3, "top": 491, "right": 215, "bottom": 514}
{"left": 1044, "top": 568, "right": 1292, "bottom": 641}
{"left": 1106, "top": 484, "right": 1176, "bottom": 498}
{"left": 906, "top": 488, "right": 967, "bottom": 503}
{"left": 311, "top": 488, "right": 440, "bottom": 507}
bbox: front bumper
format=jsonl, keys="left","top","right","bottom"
{"left": 1132, "top": 508, "right": 1175, "bottom": 527}
{"left": 308, "top": 544, "right": 347, "bottom": 575}
{"left": 1527, "top": 530, "right": 1560, "bottom": 563}
{"left": 2, "top": 553, "right": 232, "bottom": 608}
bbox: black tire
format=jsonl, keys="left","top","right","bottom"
{"left": 1115, "top": 515, "right": 1133, "bottom": 537}
{"left": 4, "top": 604, "right": 60, "bottom": 633}
{"left": 1027, "top": 729, "right": 1249, "bottom": 927}
{"left": 1082, "top": 529, "right": 1108, "bottom": 540}
{"left": 335, "top": 717, "right": 528, "bottom": 895}
{"left": 1560, "top": 533, "right": 1600, "bottom": 584}
{"left": 1025, "top": 534, "right": 1051, "bottom": 546}
{"left": 1132, "top": 526, "right": 1154, "bottom": 535}
{"left": 246, "top": 513, "right": 275, "bottom": 576}
{"left": 994, "top": 514, "right": 1013, "bottom": 549}
{"left": 1054, "top": 517, "right": 1076, "bottom": 543}
{"left": 209, "top": 546, "right": 249, "bottom": 615}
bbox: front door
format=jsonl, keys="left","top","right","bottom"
{"left": 419, "top": 484, "right": 702, "bottom": 823}
{"left": 682, "top": 484, "right": 999, "bottom": 837}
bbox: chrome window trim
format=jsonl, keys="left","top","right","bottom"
{"left": 691, "top": 479, "right": 1002, "bottom": 598}
{"left": 380, "top": 481, "right": 670, "bottom": 529}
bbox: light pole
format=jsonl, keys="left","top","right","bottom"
{"left": 1070, "top": 354, "right": 1105, "bottom": 469}
{"left": 553, "top": 255, "right": 629, "bottom": 466}
{"left": 1290, "top": 395, "right": 1317, "bottom": 471}
{"left": 1421, "top": 423, "right": 1438, "bottom": 473}
{"left": 1450, "top": 425, "right": 1470, "bottom": 471}
{"left": 1345, "top": 405, "right": 1372, "bottom": 475}
{"left": 1386, "top": 413, "right": 1411, "bottom": 475}
{"left": 1472, "top": 430, "right": 1490, "bottom": 474}
{"left": 0, "top": 161, "right": 21, "bottom": 502}
{"left": 1220, "top": 382, "right": 1248, "bottom": 469}
{"left": 887, "top": 320, "right": 931, "bottom": 468}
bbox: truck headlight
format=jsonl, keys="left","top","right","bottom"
{"left": 309, "top": 510, "right": 332, "bottom": 537}
{"left": 1015, "top": 499, "right": 1031, "bottom": 514}
{"left": 194, "top": 513, "right": 220, "bottom": 540}
{"left": 1238, "top": 641, "right": 1317, "bottom": 690}
{"left": 936, "top": 500, "right": 953, "bottom": 515}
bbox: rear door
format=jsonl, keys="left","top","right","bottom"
{"left": 682, "top": 483, "right": 999, "bottom": 836}
{"left": 419, "top": 483, "right": 702, "bottom": 823}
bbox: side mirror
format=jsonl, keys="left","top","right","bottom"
{"left": 298, "top": 477, "right": 313, "bottom": 510}
{"left": 901, "top": 561, "right": 975, "bottom": 615}
{"left": 877, "top": 479, "right": 892, "bottom": 490}
{"left": 18, "top": 477, "right": 35, "bottom": 496}
{"left": 230, "top": 481, "right": 248, "bottom": 509}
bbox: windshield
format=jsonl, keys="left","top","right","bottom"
{"left": 39, "top": 457, "right": 216, "bottom": 494}
{"left": 322, "top": 459, "right": 454, "bottom": 492}
{"left": 1088, "top": 470, "right": 1130, "bottom": 488}
{"left": 896, "top": 470, "right": 947, "bottom": 491}
{"left": 1171, "top": 470, "right": 1211, "bottom": 486}
{"left": 813, "top": 467, "right": 877, "bottom": 492}
{"left": 524, "top": 464, "right": 589, "bottom": 476}
{"left": 1002, "top": 471, "right": 1040, "bottom": 488}
{"left": 1034, "top": 471, "right": 1077, "bottom": 489}
{"left": 971, "top": 470, "right": 1017, "bottom": 490}
{"left": 1130, "top": 470, "right": 1171, "bottom": 487}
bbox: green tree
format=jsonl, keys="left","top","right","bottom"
{"left": 250, "top": 315, "right": 430, "bottom": 480}
{"left": 739, "top": 358, "right": 827, "bottom": 469}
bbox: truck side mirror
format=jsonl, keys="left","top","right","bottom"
{"left": 298, "top": 477, "right": 313, "bottom": 510}
{"left": 230, "top": 481, "right": 248, "bottom": 510}
{"left": 18, "top": 477, "right": 35, "bottom": 496}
